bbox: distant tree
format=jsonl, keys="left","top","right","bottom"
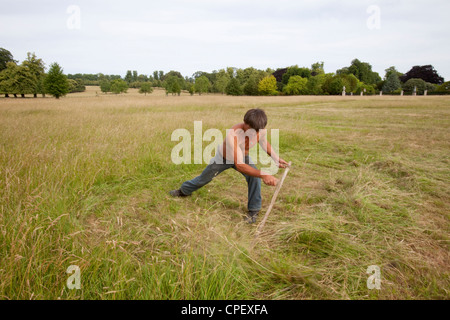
{"left": 163, "top": 70, "right": 183, "bottom": 81}
{"left": 67, "top": 79, "right": 85, "bottom": 93}
{"left": 139, "top": 82, "right": 153, "bottom": 95}
{"left": 382, "top": 72, "right": 402, "bottom": 93}
{"left": 341, "top": 59, "right": 381, "bottom": 85}
{"left": 44, "top": 62, "right": 69, "bottom": 99}
{"left": 0, "top": 62, "right": 19, "bottom": 97}
{"left": 100, "top": 80, "right": 111, "bottom": 93}
{"left": 137, "top": 74, "right": 148, "bottom": 82}
{"left": 402, "top": 78, "right": 435, "bottom": 94}
{"left": 355, "top": 83, "right": 376, "bottom": 95}
{"left": 282, "top": 65, "right": 311, "bottom": 85}
{"left": 311, "top": 61, "right": 325, "bottom": 76}
{"left": 435, "top": 81, "right": 450, "bottom": 94}
{"left": 258, "top": 75, "right": 278, "bottom": 95}
{"left": 132, "top": 70, "right": 138, "bottom": 82}
{"left": 322, "top": 75, "right": 345, "bottom": 95}
{"left": 283, "top": 75, "right": 308, "bottom": 95}
{"left": 243, "top": 75, "right": 259, "bottom": 95}
{"left": 124, "top": 70, "right": 133, "bottom": 84}
{"left": 0, "top": 48, "right": 15, "bottom": 72}
{"left": 225, "top": 78, "right": 243, "bottom": 96}
{"left": 214, "top": 71, "right": 230, "bottom": 94}
{"left": 7, "top": 63, "right": 37, "bottom": 97}
{"left": 194, "top": 76, "right": 210, "bottom": 95}
{"left": 187, "top": 83, "right": 195, "bottom": 96}
{"left": 341, "top": 74, "right": 359, "bottom": 93}
{"left": 110, "top": 79, "right": 128, "bottom": 94}
{"left": 153, "top": 70, "right": 159, "bottom": 81}
{"left": 164, "top": 75, "right": 182, "bottom": 95}
{"left": 384, "top": 66, "right": 403, "bottom": 80}
{"left": 306, "top": 74, "right": 325, "bottom": 95}
{"left": 22, "top": 52, "right": 46, "bottom": 97}
{"left": 400, "top": 65, "right": 444, "bottom": 85}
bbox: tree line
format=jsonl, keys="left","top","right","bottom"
{"left": 1, "top": 47, "right": 449, "bottom": 99}
{"left": 0, "top": 48, "right": 85, "bottom": 98}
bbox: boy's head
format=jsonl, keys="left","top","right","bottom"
{"left": 244, "top": 108, "right": 267, "bottom": 132}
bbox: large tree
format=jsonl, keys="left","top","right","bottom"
{"left": 44, "top": 62, "right": 69, "bottom": 99}
{"left": 282, "top": 65, "right": 311, "bottom": 85}
{"left": 139, "top": 82, "right": 153, "bottom": 96}
{"left": 214, "top": 70, "right": 230, "bottom": 94}
{"left": 22, "top": 52, "right": 46, "bottom": 97}
{"left": 258, "top": 75, "right": 278, "bottom": 95}
{"left": 382, "top": 72, "right": 402, "bottom": 93}
{"left": 164, "top": 75, "right": 182, "bottom": 95}
{"left": 338, "top": 59, "right": 381, "bottom": 85}
{"left": 0, "top": 48, "right": 15, "bottom": 72}
{"left": 400, "top": 65, "right": 444, "bottom": 85}
{"left": 0, "top": 62, "right": 36, "bottom": 98}
{"left": 110, "top": 79, "right": 128, "bottom": 94}
{"left": 225, "top": 78, "right": 243, "bottom": 96}
{"left": 283, "top": 75, "right": 308, "bottom": 95}
{"left": 194, "top": 76, "right": 210, "bottom": 95}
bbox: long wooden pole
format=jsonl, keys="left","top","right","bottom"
{"left": 256, "top": 162, "right": 292, "bottom": 236}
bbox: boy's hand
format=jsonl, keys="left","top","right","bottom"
{"left": 262, "top": 174, "right": 279, "bottom": 186}
{"left": 278, "top": 158, "right": 289, "bottom": 168}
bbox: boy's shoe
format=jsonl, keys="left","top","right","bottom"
{"left": 246, "top": 210, "right": 259, "bottom": 224}
{"left": 169, "top": 189, "right": 188, "bottom": 197}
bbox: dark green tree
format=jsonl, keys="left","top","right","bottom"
{"left": 322, "top": 75, "right": 345, "bottom": 95}
{"left": 282, "top": 65, "right": 311, "bottom": 85}
{"left": 139, "top": 82, "right": 153, "bottom": 95}
{"left": 100, "top": 80, "right": 111, "bottom": 93}
{"left": 243, "top": 75, "right": 259, "bottom": 95}
{"left": 44, "top": 63, "right": 69, "bottom": 99}
{"left": 341, "top": 59, "right": 381, "bottom": 85}
{"left": 194, "top": 76, "right": 210, "bottom": 95}
{"left": 384, "top": 66, "right": 403, "bottom": 80}
{"left": 164, "top": 76, "right": 182, "bottom": 95}
{"left": 225, "top": 78, "right": 243, "bottom": 96}
{"left": 124, "top": 70, "right": 133, "bottom": 83}
{"left": 110, "top": 79, "right": 128, "bottom": 94}
{"left": 382, "top": 72, "right": 402, "bottom": 93}
{"left": 214, "top": 70, "right": 230, "bottom": 94}
{"left": 402, "top": 78, "right": 435, "bottom": 94}
{"left": 0, "top": 48, "right": 15, "bottom": 72}
{"left": 311, "top": 62, "right": 325, "bottom": 76}
{"left": 22, "top": 52, "right": 46, "bottom": 97}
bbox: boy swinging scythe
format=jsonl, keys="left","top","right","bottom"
{"left": 170, "top": 109, "right": 288, "bottom": 223}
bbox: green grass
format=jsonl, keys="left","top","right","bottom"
{"left": 0, "top": 91, "right": 449, "bottom": 299}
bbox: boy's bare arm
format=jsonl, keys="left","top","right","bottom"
{"left": 259, "top": 133, "right": 289, "bottom": 168}
{"left": 230, "top": 135, "right": 279, "bottom": 186}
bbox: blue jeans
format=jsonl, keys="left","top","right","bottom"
{"left": 180, "top": 153, "right": 262, "bottom": 212}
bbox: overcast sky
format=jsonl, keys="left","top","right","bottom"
{"left": 1, "top": 0, "right": 449, "bottom": 80}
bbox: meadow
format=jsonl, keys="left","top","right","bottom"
{"left": 0, "top": 86, "right": 449, "bottom": 299}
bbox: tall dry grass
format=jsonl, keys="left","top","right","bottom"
{"left": 0, "top": 88, "right": 449, "bottom": 299}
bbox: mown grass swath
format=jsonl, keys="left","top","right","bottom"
{"left": 0, "top": 88, "right": 448, "bottom": 299}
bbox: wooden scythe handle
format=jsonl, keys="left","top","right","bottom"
{"left": 256, "top": 161, "right": 292, "bottom": 236}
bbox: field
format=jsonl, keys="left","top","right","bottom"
{"left": 0, "top": 86, "right": 449, "bottom": 300}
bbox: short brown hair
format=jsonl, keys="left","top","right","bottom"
{"left": 244, "top": 108, "right": 267, "bottom": 131}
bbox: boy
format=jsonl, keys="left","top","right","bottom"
{"left": 169, "top": 108, "right": 288, "bottom": 223}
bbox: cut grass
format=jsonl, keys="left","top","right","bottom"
{"left": 0, "top": 89, "right": 449, "bottom": 299}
